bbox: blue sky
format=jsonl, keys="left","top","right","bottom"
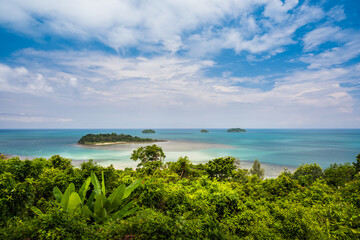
{"left": 0, "top": 0, "right": 359, "bottom": 128}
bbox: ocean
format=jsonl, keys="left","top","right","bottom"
{"left": 0, "top": 129, "right": 359, "bottom": 172}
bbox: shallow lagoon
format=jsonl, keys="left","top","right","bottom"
{"left": 1, "top": 129, "right": 359, "bottom": 177}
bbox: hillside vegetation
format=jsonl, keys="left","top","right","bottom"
{"left": 0, "top": 151, "right": 359, "bottom": 239}
{"left": 227, "top": 128, "right": 246, "bottom": 132}
{"left": 78, "top": 133, "right": 157, "bottom": 144}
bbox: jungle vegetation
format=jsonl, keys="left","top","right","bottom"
{"left": 142, "top": 129, "right": 156, "bottom": 134}
{"left": 200, "top": 129, "right": 209, "bottom": 133}
{"left": 0, "top": 152, "right": 360, "bottom": 239}
{"left": 227, "top": 128, "right": 246, "bottom": 132}
{"left": 78, "top": 133, "right": 158, "bottom": 144}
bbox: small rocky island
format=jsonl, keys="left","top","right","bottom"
{"left": 78, "top": 133, "right": 162, "bottom": 145}
{"left": 142, "top": 129, "right": 156, "bottom": 134}
{"left": 227, "top": 128, "right": 246, "bottom": 132}
{"left": 200, "top": 129, "right": 209, "bottom": 133}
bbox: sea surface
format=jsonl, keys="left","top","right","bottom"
{"left": 0, "top": 129, "right": 359, "bottom": 171}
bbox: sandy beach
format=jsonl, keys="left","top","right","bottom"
{"left": 78, "top": 140, "right": 167, "bottom": 146}
{"left": 74, "top": 140, "right": 296, "bottom": 178}
{"left": 77, "top": 140, "right": 234, "bottom": 151}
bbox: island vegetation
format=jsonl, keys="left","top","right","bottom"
{"left": 142, "top": 129, "right": 155, "bottom": 134}
{"left": 1, "top": 151, "right": 360, "bottom": 239}
{"left": 78, "top": 133, "right": 159, "bottom": 145}
{"left": 200, "top": 129, "right": 208, "bottom": 133}
{"left": 227, "top": 128, "right": 246, "bottom": 132}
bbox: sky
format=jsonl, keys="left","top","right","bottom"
{"left": 0, "top": 0, "right": 359, "bottom": 128}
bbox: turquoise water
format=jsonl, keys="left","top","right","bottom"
{"left": 0, "top": 129, "right": 359, "bottom": 168}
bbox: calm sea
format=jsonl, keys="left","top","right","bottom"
{"left": 0, "top": 129, "right": 359, "bottom": 169}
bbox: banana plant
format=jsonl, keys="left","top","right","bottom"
{"left": 53, "top": 177, "right": 92, "bottom": 216}
{"left": 52, "top": 171, "right": 141, "bottom": 222}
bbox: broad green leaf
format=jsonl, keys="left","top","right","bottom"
{"left": 101, "top": 207, "right": 108, "bottom": 220}
{"left": 94, "top": 193, "right": 107, "bottom": 218}
{"left": 91, "top": 171, "right": 101, "bottom": 196}
{"left": 107, "top": 184, "right": 125, "bottom": 212}
{"left": 53, "top": 186, "right": 63, "bottom": 203}
{"left": 86, "top": 191, "right": 95, "bottom": 211}
{"left": 112, "top": 201, "right": 134, "bottom": 220}
{"left": 78, "top": 176, "right": 91, "bottom": 204}
{"left": 122, "top": 206, "right": 139, "bottom": 218}
{"left": 61, "top": 183, "right": 75, "bottom": 209}
{"left": 67, "top": 192, "right": 82, "bottom": 212}
{"left": 31, "top": 206, "right": 43, "bottom": 216}
{"left": 101, "top": 172, "right": 106, "bottom": 195}
{"left": 123, "top": 179, "right": 141, "bottom": 199}
{"left": 81, "top": 205, "right": 93, "bottom": 218}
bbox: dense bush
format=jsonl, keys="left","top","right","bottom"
{"left": 0, "top": 151, "right": 360, "bottom": 239}
{"left": 78, "top": 133, "right": 157, "bottom": 144}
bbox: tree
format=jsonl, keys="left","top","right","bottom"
{"left": 206, "top": 157, "right": 238, "bottom": 180}
{"left": 353, "top": 153, "right": 360, "bottom": 173}
{"left": 169, "top": 156, "right": 193, "bottom": 178}
{"left": 131, "top": 145, "right": 165, "bottom": 173}
{"left": 250, "top": 159, "right": 265, "bottom": 179}
{"left": 292, "top": 163, "right": 323, "bottom": 186}
{"left": 49, "top": 155, "right": 72, "bottom": 170}
{"left": 324, "top": 163, "right": 356, "bottom": 187}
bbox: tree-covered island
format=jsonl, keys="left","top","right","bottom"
{"left": 200, "top": 129, "right": 209, "bottom": 133}
{"left": 78, "top": 133, "right": 163, "bottom": 145}
{"left": 227, "top": 128, "right": 246, "bottom": 132}
{"left": 142, "top": 129, "right": 156, "bottom": 134}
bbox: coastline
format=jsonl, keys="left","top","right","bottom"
{"left": 71, "top": 158, "right": 296, "bottom": 179}
{"left": 3, "top": 150, "right": 296, "bottom": 179}
{"left": 78, "top": 140, "right": 167, "bottom": 146}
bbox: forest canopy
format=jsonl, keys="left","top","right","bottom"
{"left": 142, "top": 129, "right": 156, "bottom": 134}
{"left": 227, "top": 128, "right": 246, "bottom": 132}
{"left": 78, "top": 133, "right": 158, "bottom": 144}
{"left": 0, "top": 151, "right": 359, "bottom": 239}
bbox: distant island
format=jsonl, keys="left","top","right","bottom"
{"left": 78, "top": 133, "right": 163, "bottom": 145}
{"left": 227, "top": 128, "right": 246, "bottom": 132}
{"left": 142, "top": 129, "right": 156, "bottom": 134}
{"left": 200, "top": 129, "right": 209, "bottom": 133}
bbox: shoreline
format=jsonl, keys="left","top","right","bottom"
{"left": 70, "top": 158, "right": 297, "bottom": 179}
{"left": 3, "top": 152, "right": 296, "bottom": 179}
{"left": 78, "top": 140, "right": 167, "bottom": 146}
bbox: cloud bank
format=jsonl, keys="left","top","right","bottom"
{"left": 0, "top": 0, "right": 359, "bottom": 127}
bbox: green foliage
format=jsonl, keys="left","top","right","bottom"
{"left": 292, "top": 163, "right": 324, "bottom": 186}
{"left": 53, "top": 171, "right": 141, "bottom": 223}
{"left": 168, "top": 156, "right": 193, "bottom": 178}
{"left": 142, "top": 129, "right": 156, "bottom": 133}
{"left": 353, "top": 153, "right": 360, "bottom": 173}
{"left": 49, "top": 154, "right": 72, "bottom": 170}
{"left": 1, "top": 208, "right": 97, "bottom": 240}
{"left": 131, "top": 144, "right": 165, "bottom": 173}
{"left": 324, "top": 163, "right": 356, "bottom": 187}
{"left": 226, "top": 128, "right": 246, "bottom": 132}
{"left": 0, "top": 172, "right": 36, "bottom": 222}
{"left": 78, "top": 132, "right": 157, "bottom": 144}
{"left": 1, "top": 153, "right": 360, "bottom": 239}
{"left": 250, "top": 159, "right": 265, "bottom": 179}
{"left": 206, "top": 156, "right": 237, "bottom": 180}
{"left": 200, "top": 129, "right": 209, "bottom": 133}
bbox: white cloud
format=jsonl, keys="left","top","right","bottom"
{"left": 0, "top": 0, "right": 326, "bottom": 56}
{"left": 0, "top": 113, "right": 72, "bottom": 123}
{"left": 0, "top": 49, "right": 359, "bottom": 127}
{"left": 327, "top": 5, "right": 346, "bottom": 22}
{"left": 301, "top": 37, "right": 360, "bottom": 69}
{"left": 4, "top": 50, "right": 358, "bottom": 114}
{"left": 0, "top": 63, "right": 53, "bottom": 94}
{"left": 303, "top": 26, "right": 343, "bottom": 51}
{"left": 186, "top": 2, "right": 324, "bottom": 57}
